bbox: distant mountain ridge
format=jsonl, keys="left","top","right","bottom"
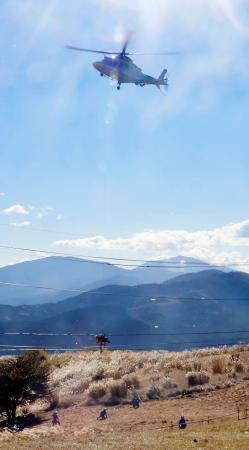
{"left": 0, "top": 255, "right": 229, "bottom": 306}
{"left": 1, "top": 269, "right": 249, "bottom": 351}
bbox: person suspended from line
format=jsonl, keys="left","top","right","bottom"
{"left": 97, "top": 408, "right": 108, "bottom": 420}
{"left": 95, "top": 332, "right": 110, "bottom": 353}
{"left": 178, "top": 415, "right": 187, "bottom": 429}
{"left": 131, "top": 393, "right": 141, "bottom": 409}
{"left": 52, "top": 411, "right": 60, "bottom": 426}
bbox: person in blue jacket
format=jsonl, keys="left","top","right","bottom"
{"left": 97, "top": 408, "right": 108, "bottom": 420}
{"left": 179, "top": 415, "right": 187, "bottom": 429}
{"left": 131, "top": 393, "right": 141, "bottom": 409}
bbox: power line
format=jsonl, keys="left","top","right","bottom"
{"left": 2, "top": 279, "right": 249, "bottom": 302}
{"left": 0, "top": 244, "right": 216, "bottom": 268}
{"left": 1, "top": 330, "right": 249, "bottom": 337}
{"left": 1, "top": 243, "right": 249, "bottom": 268}
{"left": 2, "top": 223, "right": 249, "bottom": 272}
{"left": 0, "top": 341, "right": 248, "bottom": 352}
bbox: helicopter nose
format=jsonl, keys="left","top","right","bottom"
{"left": 93, "top": 61, "right": 101, "bottom": 71}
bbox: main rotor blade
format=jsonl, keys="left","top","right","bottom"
{"left": 126, "top": 51, "right": 180, "bottom": 56}
{"left": 66, "top": 45, "right": 120, "bottom": 55}
{"left": 121, "top": 31, "right": 133, "bottom": 55}
{"left": 66, "top": 45, "right": 180, "bottom": 56}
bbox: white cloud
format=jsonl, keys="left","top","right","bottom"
{"left": 2, "top": 204, "right": 29, "bottom": 216}
{"left": 0, "top": 192, "right": 5, "bottom": 197}
{"left": 36, "top": 206, "right": 54, "bottom": 219}
{"left": 56, "top": 214, "right": 63, "bottom": 221}
{"left": 10, "top": 221, "right": 31, "bottom": 227}
{"left": 52, "top": 219, "right": 249, "bottom": 268}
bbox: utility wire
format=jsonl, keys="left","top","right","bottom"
{"left": 0, "top": 341, "right": 248, "bottom": 352}
{"left": 1, "top": 330, "right": 249, "bottom": 337}
{"left": 2, "top": 279, "right": 249, "bottom": 302}
{"left": 2, "top": 223, "right": 249, "bottom": 273}
{"left": 0, "top": 243, "right": 248, "bottom": 268}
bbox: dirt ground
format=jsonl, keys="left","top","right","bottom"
{"left": 41, "top": 379, "right": 249, "bottom": 432}
{"left": 1, "top": 379, "right": 249, "bottom": 449}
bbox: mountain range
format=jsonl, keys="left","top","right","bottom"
{"left": 1, "top": 269, "right": 249, "bottom": 351}
{"left": 0, "top": 255, "right": 216, "bottom": 306}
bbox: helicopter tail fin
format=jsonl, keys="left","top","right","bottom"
{"left": 158, "top": 69, "right": 167, "bottom": 82}
{"left": 156, "top": 69, "right": 168, "bottom": 94}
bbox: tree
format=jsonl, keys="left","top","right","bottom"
{"left": 0, "top": 350, "right": 50, "bottom": 425}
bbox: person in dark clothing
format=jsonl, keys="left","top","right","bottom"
{"left": 179, "top": 415, "right": 187, "bottom": 429}
{"left": 95, "top": 333, "right": 110, "bottom": 353}
{"left": 52, "top": 411, "right": 60, "bottom": 426}
{"left": 131, "top": 394, "right": 141, "bottom": 409}
{"left": 97, "top": 408, "right": 108, "bottom": 420}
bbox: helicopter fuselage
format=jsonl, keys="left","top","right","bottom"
{"left": 92, "top": 55, "right": 167, "bottom": 89}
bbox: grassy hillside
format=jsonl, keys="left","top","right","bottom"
{"left": 49, "top": 345, "right": 249, "bottom": 402}
{"left": 1, "top": 345, "right": 249, "bottom": 449}
{"left": 1, "top": 419, "right": 249, "bottom": 450}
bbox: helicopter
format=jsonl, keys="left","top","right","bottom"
{"left": 67, "top": 35, "right": 178, "bottom": 91}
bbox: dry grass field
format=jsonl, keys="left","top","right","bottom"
{"left": 1, "top": 345, "right": 249, "bottom": 449}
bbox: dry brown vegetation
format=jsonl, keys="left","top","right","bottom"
{"left": 186, "top": 370, "right": 210, "bottom": 386}
{"left": 48, "top": 344, "right": 249, "bottom": 406}
{"left": 1, "top": 345, "right": 249, "bottom": 449}
{"left": 1, "top": 419, "right": 249, "bottom": 450}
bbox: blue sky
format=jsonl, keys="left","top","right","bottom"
{"left": 1, "top": 0, "right": 249, "bottom": 268}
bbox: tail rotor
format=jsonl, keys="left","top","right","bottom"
{"left": 156, "top": 68, "right": 168, "bottom": 94}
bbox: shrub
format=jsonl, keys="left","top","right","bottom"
{"left": 186, "top": 371, "right": 210, "bottom": 387}
{"left": 122, "top": 374, "right": 140, "bottom": 389}
{"left": 108, "top": 380, "right": 127, "bottom": 399}
{"left": 92, "top": 368, "right": 105, "bottom": 381}
{"left": 147, "top": 385, "right": 161, "bottom": 400}
{"left": 212, "top": 357, "right": 225, "bottom": 374}
{"left": 72, "top": 378, "right": 91, "bottom": 395}
{"left": 0, "top": 350, "right": 50, "bottom": 425}
{"left": 113, "top": 370, "right": 123, "bottom": 380}
{"left": 87, "top": 382, "right": 107, "bottom": 401}
{"left": 163, "top": 376, "right": 177, "bottom": 390}
{"left": 235, "top": 361, "right": 244, "bottom": 373}
{"left": 48, "top": 392, "right": 59, "bottom": 410}
{"left": 58, "top": 396, "right": 74, "bottom": 409}
{"left": 49, "top": 354, "right": 71, "bottom": 369}
{"left": 193, "top": 361, "right": 202, "bottom": 371}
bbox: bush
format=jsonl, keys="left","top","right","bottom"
{"left": 57, "top": 396, "right": 74, "bottom": 409}
{"left": 112, "top": 370, "right": 123, "bottom": 380}
{"left": 87, "top": 382, "right": 107, "bottom": 401}
{"left": 48, "top": 392, "right": 59, "bottom": 410}
{"left": 163, "top": 376, "right": 177, "bottom": 390}
{"left": 72, "top": 378, "right": 91, "bottom": 395}
{"left": 48, "top": 392, "right": 75, "bottom": 410}
{"left": 49, "top": 354, "right": 71, "bottom": 369}
{"left": 92, "top": 368, "right": 105, "bottom": 381}
{"left": 235, "top": 361, "right": 244, "bottom": 373}
{"left": 147, "top": 385, "right": 161, "bottom": 400}
{"left": 108, "top": 380, "right": 127, "bottom": 399}
{"left": 186, "top": 371, "right": 210, "bottom": 386}
{"left": 212, "top": 357, "right": 225, "bottom": 374}
{"left": 0, "top": 350, "right": 50, "bottom": 425}
{"left": 122, "top": 374, "right": 140, "bottom": 389}
{"left": 193, "top": 361, "right": 202, "bottom": 371}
